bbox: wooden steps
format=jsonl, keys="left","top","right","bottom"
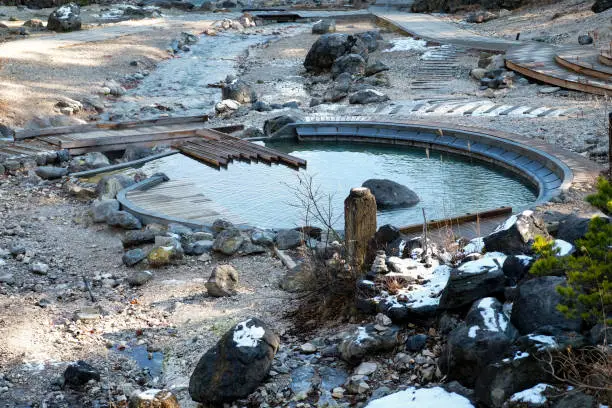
{"left": 177, "top": 129, "right": 307, "bottom": 169}
{"left": 599, "top": 50, "right": 612, "bottom": 67}
{"left": 555, "top": 47, "right": 612, "bottom": 81}
{"left": 506, "top": 43, "right": 612, "bottom": 96}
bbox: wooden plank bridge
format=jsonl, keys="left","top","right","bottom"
{"left": 178, "top": 129, "right": 306, "bottom": 169}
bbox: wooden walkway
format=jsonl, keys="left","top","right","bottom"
{"left": 125, "top": 179, "right": 241, "bottom": 226}
{"left": 178, "top": 129, "right": 306, "bottom": 169}
{"left": 506, "top": 43, "right": 612, "bottom": 96}
{"left": 555, "top": 47, "right": 612, "bottom": 81}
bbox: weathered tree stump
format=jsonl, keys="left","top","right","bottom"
{"left": 344, "top": 187, "right": 377, "bottom": 274}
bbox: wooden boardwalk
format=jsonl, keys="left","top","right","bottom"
{"left": 555, "top": 47, "right": 612, "bottom": 81}
{"left": 125, "top": 179, "right": 241, "bottom": 226}
{"left": 506, "top": 43, "right": 612, "bottom": 96}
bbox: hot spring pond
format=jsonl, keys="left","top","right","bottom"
{"left": 140, "top": 141, "right": 538, "bottom": 229}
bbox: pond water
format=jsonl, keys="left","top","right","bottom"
{"left": 141, "top": 141, "right": 538, "bottom": 229}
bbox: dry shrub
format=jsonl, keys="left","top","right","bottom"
{"left": 537, "top": 346, "right": 612, "bottom": 404}
{"left": 375, "top": 275, "right": 411, "bottom": 295}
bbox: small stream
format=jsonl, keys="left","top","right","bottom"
{"left": 105, "top": 23, "right": 308, "bottom": 121}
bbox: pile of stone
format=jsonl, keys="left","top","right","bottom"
{"left": 470, "top": 52, "right": 516, "bottom": 90}
{"left": 351, "top": 209, "right": 609, "bottom": 407}
{"left": 303, "top": 31, "right": 391, "bottom": 105}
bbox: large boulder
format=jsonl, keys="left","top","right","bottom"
{"left": 355, "top": 31, "right": 381, "bottom": 53}
{"left": 312, "top": 19, "right": 336, "bottom": 34}
{"left": 91, "top": 199, "right": 120, "bottom": 223}
{"left": 47, "top": 3, "right": 81, "bottom": 32}
{"left": 189, "top": 318, "right": 280, "bottom": 404}
{"left": 304, "top": 33, "right": 368, "bottom": 72}
{"left": 440, "top": 297, "right": 518, "bottom": 387}
{"left": 592, "top": 0, "right": 612, "bottom": 12}
{"left": 222, "top": 79, "right": 257, "bottom": 104}
{"left": 349, "top": 89, "right": 389, "bottom": 105}
{"left": 439, "top": 253, "right": 507, "bottom": 309}
{"left": 206, "top": 264, "right": 238, "bottom": 297}
{"left": 338, "top": 324, "right": 400, "bottom": 363}
{"left": 511, "top": 276, "right": 582, "bottom": 334}
{"left": 95, "top": 174, "right": 135, "bottom": 199}
{"left": 362, "top": 179, "right": 418, "bottom": 209}
{"left": 483, "top": 210, "right": 549, "bottom": 255}
{"left": 275, "top": 229, "right": 304, "bottom": 250}
{"left": 556, "top": 213, "right": 609, "bottom": 245}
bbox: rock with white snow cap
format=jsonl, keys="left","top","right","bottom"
{"left": 222, "top": 79, "right": 257, "bottom": 103}
{"left": 349, "top": 89, "right": 389, "bottom": 104}
{"left": 189, "top": 318, "right": 280, "bottom": 403}
{"left": 483, "top": 210, "right": 549, "bottom": 255}
{"left": 440, "top": 297, "right": 519, "bottom": 387}
{"left": 338, "top": 324, "right": 400, "bottom": 363}
{"left": 365, "top": 386, "right": 475, "bottom": 408}
{"left": 504, "top": 383, "right": 555, "bottom": 408}
{"left": 439, "top": 253, "right": 507, "bottom": 309}
{"left": 47, "top": 3, "right": 81, "bottom": 32}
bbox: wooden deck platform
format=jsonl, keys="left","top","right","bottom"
{"left": 600, "top": 50, "right": 612, "bottom": 67}
{"left": 555, "top": 47, "right": 612, "bottom": 81}
{"left": 506, "top": 43, "right": 612, "bottom": 96}
{"left": 125, "top": 179, "right": 241, "bottom": 226}
{"left": 177, "top": 129, "right": 307, "bottom": 169}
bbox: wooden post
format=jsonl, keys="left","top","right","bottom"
{"left": 344, "top": 187, "right": 377, "bottom": 274}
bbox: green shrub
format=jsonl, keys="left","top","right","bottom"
{"left": 529, "top": 219, "right": 611, "bottom": 325}
{"left": 557, "top": 217, "right": 612, "bottom": 325}
{"left": 586, "top": 177, "right": 612, "bottom": 215}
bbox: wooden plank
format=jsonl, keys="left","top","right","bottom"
{"left": 398, "top": 207, "right": 513, "bottom": 234}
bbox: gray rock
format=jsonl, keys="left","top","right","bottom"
{"left": 189, "top": 318, "right": 280, "bottom": 403}
{"left": 405, "top": 334, "right": 428, "bottom": 352}
{"left": 264, "top": 115, "right": 298, "bottom": 136}
{"left": 238, "top": 241, "right": 266, "bottom": 255}
{"left": 275, "top": 229, "right": 303, "bottom": 250}
{"left": 250, "top": 229, "right": 276, "bottom": 246}
{"left": 212, "top": 218, "right": 234, "bottom": 233}
{"left": 95, "top": 174, "right": 135, "bottom": 199}
{"left": 30, "top": 262, "right": 49, "bottom": 275}
{"left": 0, "top": 273, "right": 15, "bottom": 285}
{"left": 106, "top": 211, "right": 142, "bottom": 230}
{"left": 64, "top": 361, "right": 100, "bottom": 387}
{"left": 47, "top": 3, "right": 81, "bottom": 32}
{"left": 127, "top": 270, "right": 153, "bottom": 286}
{"left": 206, "top": 264, "right": 238, "bottom": 297}
{"left": 184, "top": 240, "right": 213, "bottom": 255}
{"left": 122, "top": 229, "right": 156, "bottom": 247}
{"left": 355, "top": 30, "right": 381, "bottom": 52}
{"left": 554, "top": 391, "right": 596, "bottom": 408}
{"left": 9, "top": 242, "right": 26, "bottom": 256}
{"left": 122, "top": 248, "right": 147, "bottom": 266}
{"left": 122, "top": 146, "right": 154, "bottom": 162}
{"left": 312, "top": 19, "right": 336, "bottom": 34}
{"left": 365, "top": 60, "right": 389, "bottom": 76}
{"left": 349, "top": 89, "right": 389, "bottom": 104}
{"left": 222, "top": 79, "right": 257, "bottom": 103}
{"left": 556, "top": 213, "right": 609, "bottom": 245}
{"left": 91, "top": 199, "right": 120, "bottom": 223}
{"left": 362, "top": 179, "right": 419, "bottom": 208}
{"left": 578, "top": 34, "right": 594, "bottom": 45}
{"left": 466, "top": 10, "right": 497, "bottom": 23}
{"left": 592, "top": 0, "right": 612, "bottom": 12}
{"left": 440, "top": 297, "right": 518, "bottom": 387}
{"left": 511, "top": 276, "right": 582, "bottom": 334}
{"left": 34, "top": 166, "right": 67, "bottom": 180}
{"left": 338, "top": 324, "right": 400, "bottom": 363}
{"left": 483, "top": 210, "right": 549, "bottom": 255}
{"left": 331, "top": 53, "right": 366, "bottom": 78}
{"left": 212, "top": 228, "right": 246, "bottom": 255}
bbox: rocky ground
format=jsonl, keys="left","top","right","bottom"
{"left": 0, "top": 2, "right": 610, "bottom": 408}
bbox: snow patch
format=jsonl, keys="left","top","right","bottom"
{"left": 365, "top": 386, "right": 475, "bottom": 408}
{"left": 514, "top": 351, "right": 530, "bottom": 360}
{"left": 468, "top": 326, "right": 478, "bottom": 338}
{"left": 233, "top": 319, "right": 265, "bottom": 348}
{"left": 458, "top": 253, "right": 506, "bottom": 274}
{"left": 553, "top": 239, "right": 574, "bottom": 256}
{"left": 510, "top": 383, "right": 551, "bottom": 405}
{"left": 527, "top": 334, "right": 558, "bottom": 350}
{"left": 356, "top": 326, "right": 371, "bottom": 344}
{"left": 383, "top": 37, "right": 428, "bottom": 53}
{"left": 492, "top": 210, "right": 532, "bottom": 233}
{"left": 138, "top": 389, "right": 161, "bottom": 400}
{"left": 55, "top": 5, "right": 74, "bottom": 19}
{"left": 462, "top": 237, "right": 484, "bottom": 254}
